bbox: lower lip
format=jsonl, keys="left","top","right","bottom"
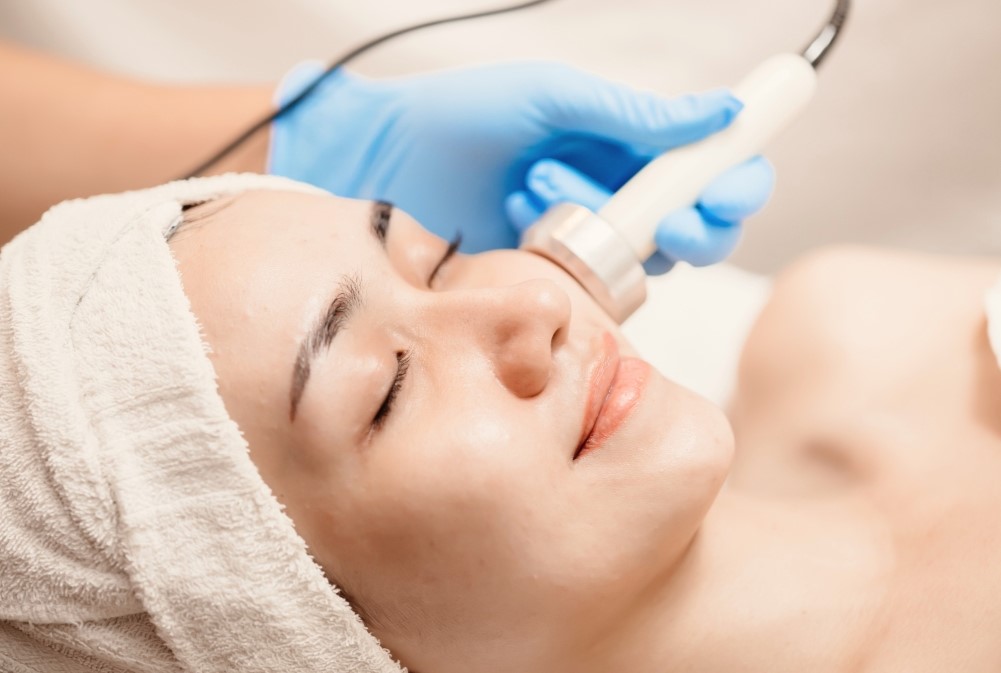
{"left": 576, "top": 357, "right": 651, "bottom": 459}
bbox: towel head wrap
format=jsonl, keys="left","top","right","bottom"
{"left": 0, "top": 175, "right": 405, "bottom": 673}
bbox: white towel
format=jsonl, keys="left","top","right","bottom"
{"left": 0, "top": 175, "right": 404, "bottom": 673}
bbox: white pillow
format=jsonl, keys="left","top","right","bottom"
{"left": 621, "top": 263, "right": 771, "bottom": 407}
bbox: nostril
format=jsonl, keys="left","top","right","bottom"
{"left": 551, "top": 323, "right": 569, "bottom": 350}
{"left": 495, "top": 345, "right": 552, "bottom": 399}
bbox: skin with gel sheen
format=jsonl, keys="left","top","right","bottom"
{"left": 169, "top": 189, "right": 1001, "bottom": 673}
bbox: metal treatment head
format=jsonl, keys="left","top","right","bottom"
{"left": 519, "top": 202, "right": 647, "bottom": 324}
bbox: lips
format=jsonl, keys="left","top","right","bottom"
{"left": 574, "top": 332, "right": 651, "bottom": 460}
{"left": 575, "top": 333, "right": 620, "bottom": 459}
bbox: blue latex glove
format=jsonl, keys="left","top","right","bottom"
{"left": 508, "top": 155, "right": 774, "bottom": 272}
{"left": 270, "top": 61, "right": 774, "bottom": 267}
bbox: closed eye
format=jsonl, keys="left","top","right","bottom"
{"left": 372, "top": 350, "right": 411, "bottom": 431}
{"left": 428, "top": 232, "right": 461, "bottom": 287}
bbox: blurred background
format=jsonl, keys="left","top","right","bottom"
{"left": 2, "top": 0, "right": 998, "bottom": 273}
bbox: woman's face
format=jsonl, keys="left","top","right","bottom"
{"left": 169, "top": 190, "right": 733, "bottom": 673}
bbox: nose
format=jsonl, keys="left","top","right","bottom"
{"left": 447, "top": 279, "right": 571, "bottom": 398}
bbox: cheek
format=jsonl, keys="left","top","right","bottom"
{"left": 328, "top": 413, "right": 569, "bottom": 617}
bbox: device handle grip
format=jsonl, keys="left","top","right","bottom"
{"left": 597, "top": 53, "right": 818, "bottom": 261}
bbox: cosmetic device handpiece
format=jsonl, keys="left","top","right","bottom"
{"left": 519, "top": 0, "right": 850, "bottom": 324}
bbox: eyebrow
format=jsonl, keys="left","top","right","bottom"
{"left": 288, "top": 201, "right": 393, "bottom": 421}
{"left": 371, "top": 199, "right": 391, "bottom": 248}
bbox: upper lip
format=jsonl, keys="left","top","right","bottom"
{"left": 575, "top": 333, "right": 620, "bottom": 458}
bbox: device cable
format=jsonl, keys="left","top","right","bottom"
{"left": 182, "top": 0, "right": 557, "bottom": 178}
{"left": 802, "top": 0, "right": 850, "bottom": 68}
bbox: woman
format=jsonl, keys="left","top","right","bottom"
{"left": 3, "top": 174, "right": 1001, "bottom": 672}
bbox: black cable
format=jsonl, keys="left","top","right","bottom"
{"left": 182, "top": 0, "right": 557, "bottom": 179}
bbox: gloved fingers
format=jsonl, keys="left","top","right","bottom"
{"left": 525, "top": 159, "right": 612, "bottom": 212}
{"left": 504, "top": 191, "right": 546, "bottom": 233}
{"left": 642, "top": 252, "right": 676, "bottom": 276}
{"left": 506, "top": 159, "right": 614, "bottom": 232}
{"left": 519, "top": 157, "right": 749, "bottom": 266}
{"left": 697, "top": 155, "right": 775, "bottom": 223}
{"left": 539, "top": 66, "right": 744, "bottom": 151}
{"left": 511, "top": 158, "right": 743, "bottom": 267}
{"left": 654, "top": 207, "right": 743, "bottom": 267}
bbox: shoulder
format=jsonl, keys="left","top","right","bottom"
{"left": 739, "top": 245, "right": 1001, "bottom": 389}
{"left": 736, "top": 245, "right": 876, "bottom": 396}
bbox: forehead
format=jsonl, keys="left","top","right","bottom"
{"left": 168, "top": 189, "right": 379, "bottom": 374}
{"left": 171, "top": 189, "right": 375, "bottom": 306}
{"left": 177, "top": 189, "right": 373, "bottom": 261}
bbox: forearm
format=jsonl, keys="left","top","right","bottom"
{"left": 0, "top": 42, "right": 272, "bottom": 245}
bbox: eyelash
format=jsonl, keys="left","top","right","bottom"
{"left": 372, "top": 233, "right": 460, "bottom": 432}
{"left": 428, "top": 232, "right": 462, "bottom": 287}
{"left": 373, "top": 350, "right": 411, "bottom": 431}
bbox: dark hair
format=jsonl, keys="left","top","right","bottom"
{"left": 166, "top": 198, "right": 237, "bottom": 242}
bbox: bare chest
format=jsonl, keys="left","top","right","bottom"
{"left": 730, "top": 249, "right": 1001, "bottom": 670}
{"left": 732, "top": 249, "right": 1001, "bottom": 478}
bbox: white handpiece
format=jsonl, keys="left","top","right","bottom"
{"left": 600, "top": 53, "right": 818, "bottom": 261}
{"left": 520, "top": 53, "right": 818, "bottom": 323}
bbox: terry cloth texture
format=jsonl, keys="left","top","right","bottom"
{"left": 0, "top": 175, "right": 405, "bottom": 673}
{"left": 988, "top": 274, "right": 1001, "bottom": 372}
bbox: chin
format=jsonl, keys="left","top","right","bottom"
{"left": 627, "top": 369, "right": 734, "bottom": 497}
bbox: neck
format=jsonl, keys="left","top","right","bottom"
{"left": 580, "top": 489, "right": 893, "bottom": 673}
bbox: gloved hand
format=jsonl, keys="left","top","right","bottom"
{"left": 269, "top": 61, "right": 775, "bottom": 267}
{"left": 508, "top": 154, "right": 773, "bottom": 272}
